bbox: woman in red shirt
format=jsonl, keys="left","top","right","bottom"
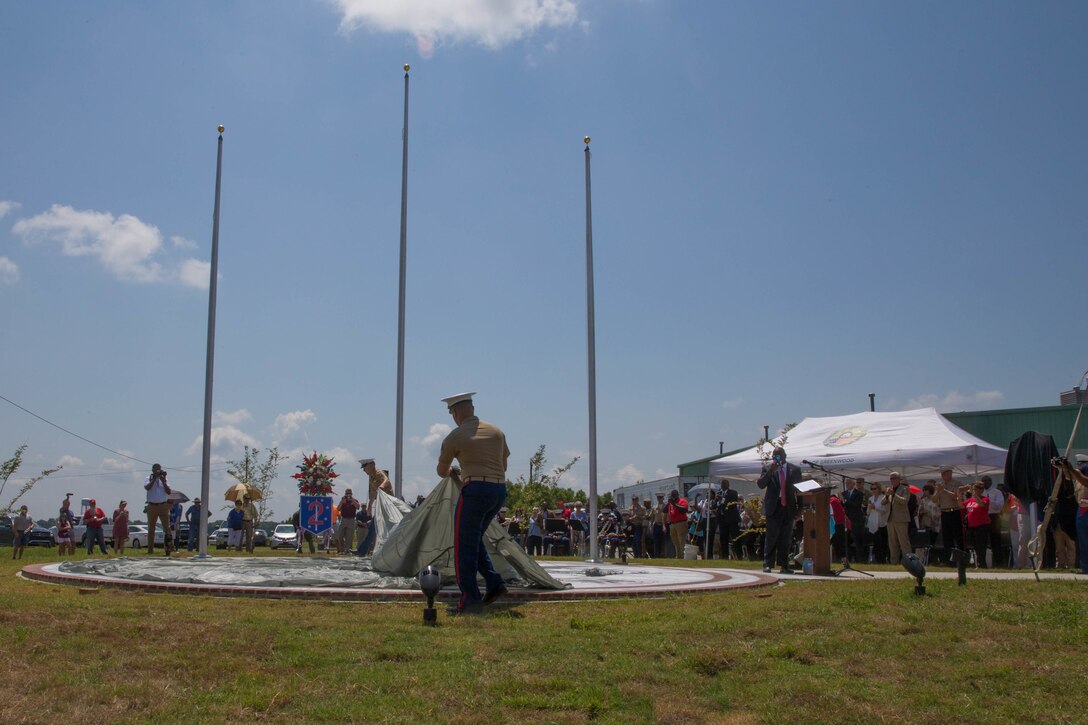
{"left": 960, "top": 481, "right": 991, "bottom": 568}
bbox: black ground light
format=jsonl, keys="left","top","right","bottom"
{"left": 952, "top": 547, "right": 969, "bottom": 586}
{"left": 901, "top": 553, "right": 926, "bottom": 595}
{"left": 418, "top": 565, "right": 441, "bottom": 626}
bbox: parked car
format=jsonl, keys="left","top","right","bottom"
{"left": 252, "top": 528, "right": 268, "bottom": 547}
{"left": 0, "top": 518, "right": 13, "bottom": 546}
{"left": 211, "top": 528, "right": 229, "bottom": 549}
{"left": 127, "top": 524, "right": 165, "bottom": 549}
{"left": 173, "top": 523, "right": 191, "bottom": 549}
{"left": 269, "top": 524, "right": 298, "bottom": 550}
{"left": 26, "top": 526, "right": 56, "bottom": 547}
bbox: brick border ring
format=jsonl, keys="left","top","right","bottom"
{"left": 20, "top": 560, "right": 777, "bottom": 602}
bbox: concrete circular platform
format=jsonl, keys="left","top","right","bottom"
{"left": 20, "top": 557, "right": 777, "bottom": 602}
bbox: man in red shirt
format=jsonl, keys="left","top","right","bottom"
{"left": 829, "top": 492, "right": 847, "bottom": 561}
{"left": 83, "top": 498, "right": 109, "bottom": 555}
{"left": 337, "top": 489, "right": 360, "bottom": 555}
{"left": 666, "top": 490, "right": 689, "bottom": 558}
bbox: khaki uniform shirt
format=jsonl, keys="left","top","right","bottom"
{"left": 369, "top": 469, "right": 393, "bottom": 502}
{"left": 438, "top": 416, "right": 509, "bottom": 481}
{"left": 934, "top": 487, "right": 959, "bottom": 511}
{"left": 887, "top": 485, "right": 912, "bottom": 524}
{"left": 242, "top": 502, "right": 258, "bottom": 522}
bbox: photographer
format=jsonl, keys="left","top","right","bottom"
{"left": 1053, "top": 456, "right": 1088, "bottom": 574}
{"left": 959, "top": 482, "right": 990, "bottom": 568}
{"left": 716, "top": 480, "right": 742, "bottom": 560}
{"left": 144, "top": 463, "right": 172, "bottom": 555}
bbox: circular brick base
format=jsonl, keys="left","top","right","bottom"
{"left": 20, "top": 558, "right": 776, "bottom": 601}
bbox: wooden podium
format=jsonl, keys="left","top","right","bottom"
{"left": 799, "top": 486, "right": 831, "bottom": 575}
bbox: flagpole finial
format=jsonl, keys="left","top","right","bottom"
{"left": 217, "top": 124, "right": 225, "bottom": 134}
{"left": 404, "top": 64, "right": 411, "bottom": 72}
{"left": 584, "top": 135, "right": 591, "bottom": 145}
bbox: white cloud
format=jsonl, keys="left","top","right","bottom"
{"left": 654, "top": 468, "right": 674, "bottom": 480}
{"left": 171, "top": 235, "right": 198, "bottom": 251}
{"left": 14, "top": 204, "right": 164, "bottom": 282}
{"left": 56, "top": 455, "right": 83, "bottom": 468}
{"left": 0, "top": 256, "right": 19, "bottom": 285}
{"left": 0, "top": 200, "right": 20, "bottom": 218}
{"left": 101, "top": 458, "right": 131, "bottom": 472}
{"left": 324, "top": 447, "right": 357, "bottom": 474}
{"left": 612, "top": 463, "right": 644, "bottom": 486}
{"left": 186, "top": 425, "right": 260, "bottom": 456}
{"left": 12, "top": 204, "right": 212, "bottom": 288}
{"left": 333, "top": 0, "right": 580, "bottom": 53}
{"left": 213, "top": 409, "right": 253, "bottom": 426}
{"left": 273, "top": 409, "right": 317, "bottom": 439}
{"left": 721, "top": 397, "right": 744, "bottom": 410}
{"left": 903, "top": 390, "right": 1005, "bottom": 413}
{"left": 412, "top": 422, "right": 451, "bottom": 449}
{"left": 178, "top": 258, "right": 210, "bottom": 289}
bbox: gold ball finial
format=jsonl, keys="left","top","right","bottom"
{"left": 404, "top": 64, "right": 411, "bottom": 72}
{"left": 217, "top": 124, "right": 225, "bottom": 133}
{"left": 583, "top": 136, "right": 591, "bottom": 145}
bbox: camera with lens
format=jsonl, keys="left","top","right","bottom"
{"left": 1051, "top": 456, "right": 1069, "bottom": 468}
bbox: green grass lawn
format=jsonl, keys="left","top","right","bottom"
{"left": 2, "top": 546, "right": 1085, "bottom": 724}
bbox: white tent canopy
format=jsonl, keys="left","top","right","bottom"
{"left": 708, "top": 408, "right": 1007, "bottom": 482}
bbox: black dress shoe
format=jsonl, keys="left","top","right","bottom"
{"left": 762, "top": 565, "right": 772, "bottom": 573}
{"left": 483, "top": 585, "right": 509, "bottom": 605}
{"left": 446, "top": 601, "right": 484, "bottom": 616}
{"left": 779, "top": 567, "right": 796, "bottom": 574}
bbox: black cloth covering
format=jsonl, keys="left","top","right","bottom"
{"left": 1003, "top": 431, "right": 1058, "bottom": 504}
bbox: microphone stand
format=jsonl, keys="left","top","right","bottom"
{"left": 801, "top": 460, "right": 875, "bottom": 578}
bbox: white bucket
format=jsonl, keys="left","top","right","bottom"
{"left": 683, "top": 544, "right": 699, "bottom": 560}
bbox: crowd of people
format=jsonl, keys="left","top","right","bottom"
{"left": 489, "top": 451, "right": 1088, "bottom": 574}
{"left": 15, "top": 447, "right": 1087, "bottom": 579}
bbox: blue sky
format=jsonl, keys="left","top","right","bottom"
{"left": 2, "top": 1, "right": 1086, "bottom": 521}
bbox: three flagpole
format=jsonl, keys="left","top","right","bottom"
{"left": 394, "top": 65, "right": 410, "bottom": 499}
{"left": 198, "top": 124, "right": 225, "bottom": 558}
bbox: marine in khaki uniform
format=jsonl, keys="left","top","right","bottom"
{"left": 359, "top": 458, "right": 393, "bottom": 516}
{"left": 436, "top": 392, "right": 510, "bottom": 615}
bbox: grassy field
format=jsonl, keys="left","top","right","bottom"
{"left": 1, "top": 546, "right": 1085, "bottom": 724}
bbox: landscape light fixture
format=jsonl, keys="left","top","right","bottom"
{"left": 901, "top": 553, "right": 926, "bottom": 596}
{"left": 952, "top": 547, "right": 969, "bottom": 586}
{"left": 418, "top": 565, "right": 441, "bottom": 626}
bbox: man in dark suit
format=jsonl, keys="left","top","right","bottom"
{"left": 716, "top": 479, "right": 742, "bottom": 559}
{"left": 757, "top": 446, "right": 801, "bottom": 573}
{"left": 842, "top": 477, "right": 866, "bottom": 563}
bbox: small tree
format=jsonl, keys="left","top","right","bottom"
{"left": 226, "top": 446, "right": 287, "bottom": 524}
{"left": 506, "top": 445, "right": 582, "bottom": 514}
{"left": 0, "top": 445, "right": 61, "bottom": 517}
{"left": 755, "top": 423, "right": 798, "bottom": 465}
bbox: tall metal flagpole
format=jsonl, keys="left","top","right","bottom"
{"left": 395, "top": 64, "right": 410, "bottom": 499}
{"left": 584, "top": 136, "right": 600, "bottom": 562}
{"left": 198, "top": 124, "right": 225, "bottom": 558}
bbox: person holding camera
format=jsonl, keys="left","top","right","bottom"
{"left": 716, "top": 479, "right": 742, "bottom": 560}
{"left": 885, "top": 472, "right": 913, "bottom": 565}
{"left": 665, "top": 490, "right": 689, "bottom": 559}
{"left": 144, "top": 463, "right": 172, "bottom": 555}
{"left": 1053, "top": 456, "right": 1088, "bottom": 574}
{"left": 959, "top": 481, "right": 991, "bottom": 568}
{"left": 757, "top": 446, "right": 800, "bottom": 573}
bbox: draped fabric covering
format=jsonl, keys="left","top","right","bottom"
{"left": 372, "top": 477, "right": 565, "bottom": 590}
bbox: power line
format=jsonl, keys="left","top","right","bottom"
{"left": 0, "top": 393, "right": 214, "bottom": 472}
